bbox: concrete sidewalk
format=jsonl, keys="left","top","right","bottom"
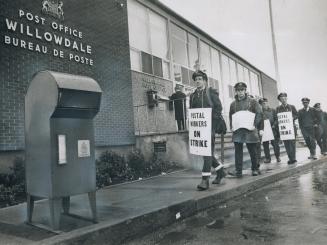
{"left": 0, "top": 147, "right": 326, "bottom": 245}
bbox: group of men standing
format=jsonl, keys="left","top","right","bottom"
{"left": 175, "top": 69, "right": 327, "bottom": 191}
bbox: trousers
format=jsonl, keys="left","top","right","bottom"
{"left": 234, "top": 142, "right": 258, "bottom": 174}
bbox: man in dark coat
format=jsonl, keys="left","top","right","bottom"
{"left": 298, "top": 97, "right": 319, "bottom": 159}
{"left": 276, "top": 93, "right": 298, "bottom": 164}
{"left": 190, "top": 70, "right": 226, "bottom": 191}
{"left": 313, "top": 103, "right": 327, "bottom": 155}
{"left": 259, "top": 98, "right": 281, "bottom": 163}
{"left": 170, "top": 85, "right": 186, "bottom": 131}
{"left": 229, "top": 82, "right": 263, "bottom": 178}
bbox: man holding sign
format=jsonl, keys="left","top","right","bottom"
{"left": 259, "top": 98, "right": 281, "bottom": 163}
{"left": 298, "top": 97, "right": 319, "bottom": 160}
{"left": 229, "top": 82, "right": 263, "bottom": 178}
{"left": 189, "top": 70, "right": 226, "bottom": 191}
{"left": 276, "top": 93, "right": 298, "bottom": 164}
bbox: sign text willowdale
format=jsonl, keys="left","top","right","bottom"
{"left": 3, "top": 7, "right": 94, "bottom": 66}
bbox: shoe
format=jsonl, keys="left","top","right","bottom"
{"left": 276, "top": 157, "right": 281, "bottom": 162}
{"left": 197, "top": 179, "right": 209, "bottom": 191}
{"left": 228, "top": 170, "right": 242, "bottom": 177}
{"left": 312, "top": 155, "right": 318, "bottom": 160}
{"left": 288, "top": 160, "right": 297, "bottom": 165}
{"left": 264, "top": 159, "right": 271, "bottom": 164}
{"left": 308, "top": 155, "right": 313, "bottom": 159}
{"left": 212, "top": 169, "right": 226, "bottom": 184}
{"left": 252, "top": 170, "right": 259, "bottom": 176}
{"left": 323, "top": 152, "right": 327, "bottom": 156}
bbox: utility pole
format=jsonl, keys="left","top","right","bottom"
{"left": 268, "top": 0, "right": 282, "bottom": 92}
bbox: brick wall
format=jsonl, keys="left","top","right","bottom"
{"left": 0, "top": 0, "right": 135, "bottom": 151}
{"left": 131, "top": 71, "right": 177, "bottom": 134}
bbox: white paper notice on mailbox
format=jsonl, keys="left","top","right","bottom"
{"left": 78, "top": 140, "right": 91, "bottom": 157}
{"left": 232, "top": 111, "right": 255, "bottom": 131}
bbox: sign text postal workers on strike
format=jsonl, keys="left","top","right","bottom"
{"left": 189, "top": 108, "right": 212, "bottom": 156}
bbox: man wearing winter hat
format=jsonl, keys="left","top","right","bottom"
{"left": 229, "top": 82, "right": 263, "bottom": 178}
{"left": 259, "top": 98, "right": 281, "bottom": 163}
{"left": 189, "top": 70, "right": 226, "bottom": 191}
{"left": 276, "top": 93, "right": 298, "bottom": 164}
{"left": 313, "top": 103, "right": 327, "bottom": 155}
{"left": 298, "top": 97, "right": 320, "bottom": 159}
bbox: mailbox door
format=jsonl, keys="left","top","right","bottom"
{"left": 50, "top": 118, "right": 96, "bottom": 198}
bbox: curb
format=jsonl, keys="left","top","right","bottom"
{"left": 37, "top": 157, "right": 326, "bottom": 245}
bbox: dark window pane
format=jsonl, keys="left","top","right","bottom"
{"left": 141, "top": 52, "right": 153, "bottom": 74}
{"left": 153, "top": 56, "right": 163, "bottom": 77}
{"left": 181, "top": 67, "right": 190, "bottom": 85}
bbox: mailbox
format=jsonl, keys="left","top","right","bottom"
{"left": 146, "top": 89, "right": 158, "bottom": 108}
{"left": 25, "top": 70, "right": 102, "bottom": 230}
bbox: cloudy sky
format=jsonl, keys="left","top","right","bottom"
{"left": 160, "top": 0, "right": 327, "bottom": 109}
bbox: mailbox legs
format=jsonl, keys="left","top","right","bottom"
{"left": 26, "top": 194, "right": 34, "bottom": 223}
{"left": 88, "top": 191, "right": 97, "bottom": 223}
{"left": 49, "top": 198, "right": 61, "bottom": 230}
{"left": 26, "top": 194, "right": 97, "bottom": 230}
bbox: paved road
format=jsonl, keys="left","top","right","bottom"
{"left": 125, "top": 162, "right": 327, "bottom": 245}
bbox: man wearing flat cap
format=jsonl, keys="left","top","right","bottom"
{"left": 313, "top": 103, "right": 327, "bottom": 155}
{"left": 276, "top": 93, "right": 298, "bottom": 164}
{"left": 190, "top": 70, "right": 226, "bottom": 191}
{"left": 298, "top": 97, "right": 320, "bottom": 159}
{"left": 229, "top": 82, "right": 263, "bottom": 177}
{"left": 170, "top": 85, "right": 186, "bottom": 131}
{"left": 259, "top": 98, "right": 280, "bottom": 163}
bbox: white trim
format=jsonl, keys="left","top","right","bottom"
{"left": 202, "top": 172, "right": 211, "bottom": 177}
{"left": 214, "top": 164, "right": 223, "bottom": 171}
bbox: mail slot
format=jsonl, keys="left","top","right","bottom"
{"left": 25, "top": 70, "right": 102, "bottom": 230}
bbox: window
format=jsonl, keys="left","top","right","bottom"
{"left": 163, "top": 61, "right": 170, "bottom": 79}
{"left": 244, "top": 67, "right": 250, "bottom": 87}
{"left": 173, "top": 64, "right": 182, "bottom": 82}
{"left": 211, "top": 48, "right": 220, "bottom": 80}
{"left": 128, "top": 0, "right": 169, "bottom": 79}
{"left": 221, "top": 54, "right": 230, "bottom": 84}
{"left": 188, "top": 33, "right": 199, "bottom": 70}
{"left": 228, "top": 85, "right": 234, "bottom": 98}
{"left": 153, "top": 56, "right": 163, "bottom": 77}
{"left": 171, "top": 24, "right": 188, "bottom": 67}
{"left": 250, "top": 71, "right": 260, "bottom": 96}
{"left": 237, "top": 63, "right": 245, "bottom": 82}
{"left": 200, "top": 41, "right": 212, "bottom": 77}
{"left": 127, "top": 0, "right": 150, "bottom": 53}
{"left": 149, "top": 11, "right": 168, "bottom": 59}
{"left": 141, "top": 52, "right": 153, "bottom": 74}
{"left": 211, "top": 48, "right": 220, "bottom": 90}
{"left": 181, "top": 67, "right": 190, "bottom": 85}
{"left": 229, "top": 58, "right": 237, "bottom": 85}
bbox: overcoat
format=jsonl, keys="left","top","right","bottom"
{"left": 229, "top": 95, "right": 263, "bottom": 143}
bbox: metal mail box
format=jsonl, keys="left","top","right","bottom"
{"left": 25, "top": 70, "right": 102, "bottom": 230}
